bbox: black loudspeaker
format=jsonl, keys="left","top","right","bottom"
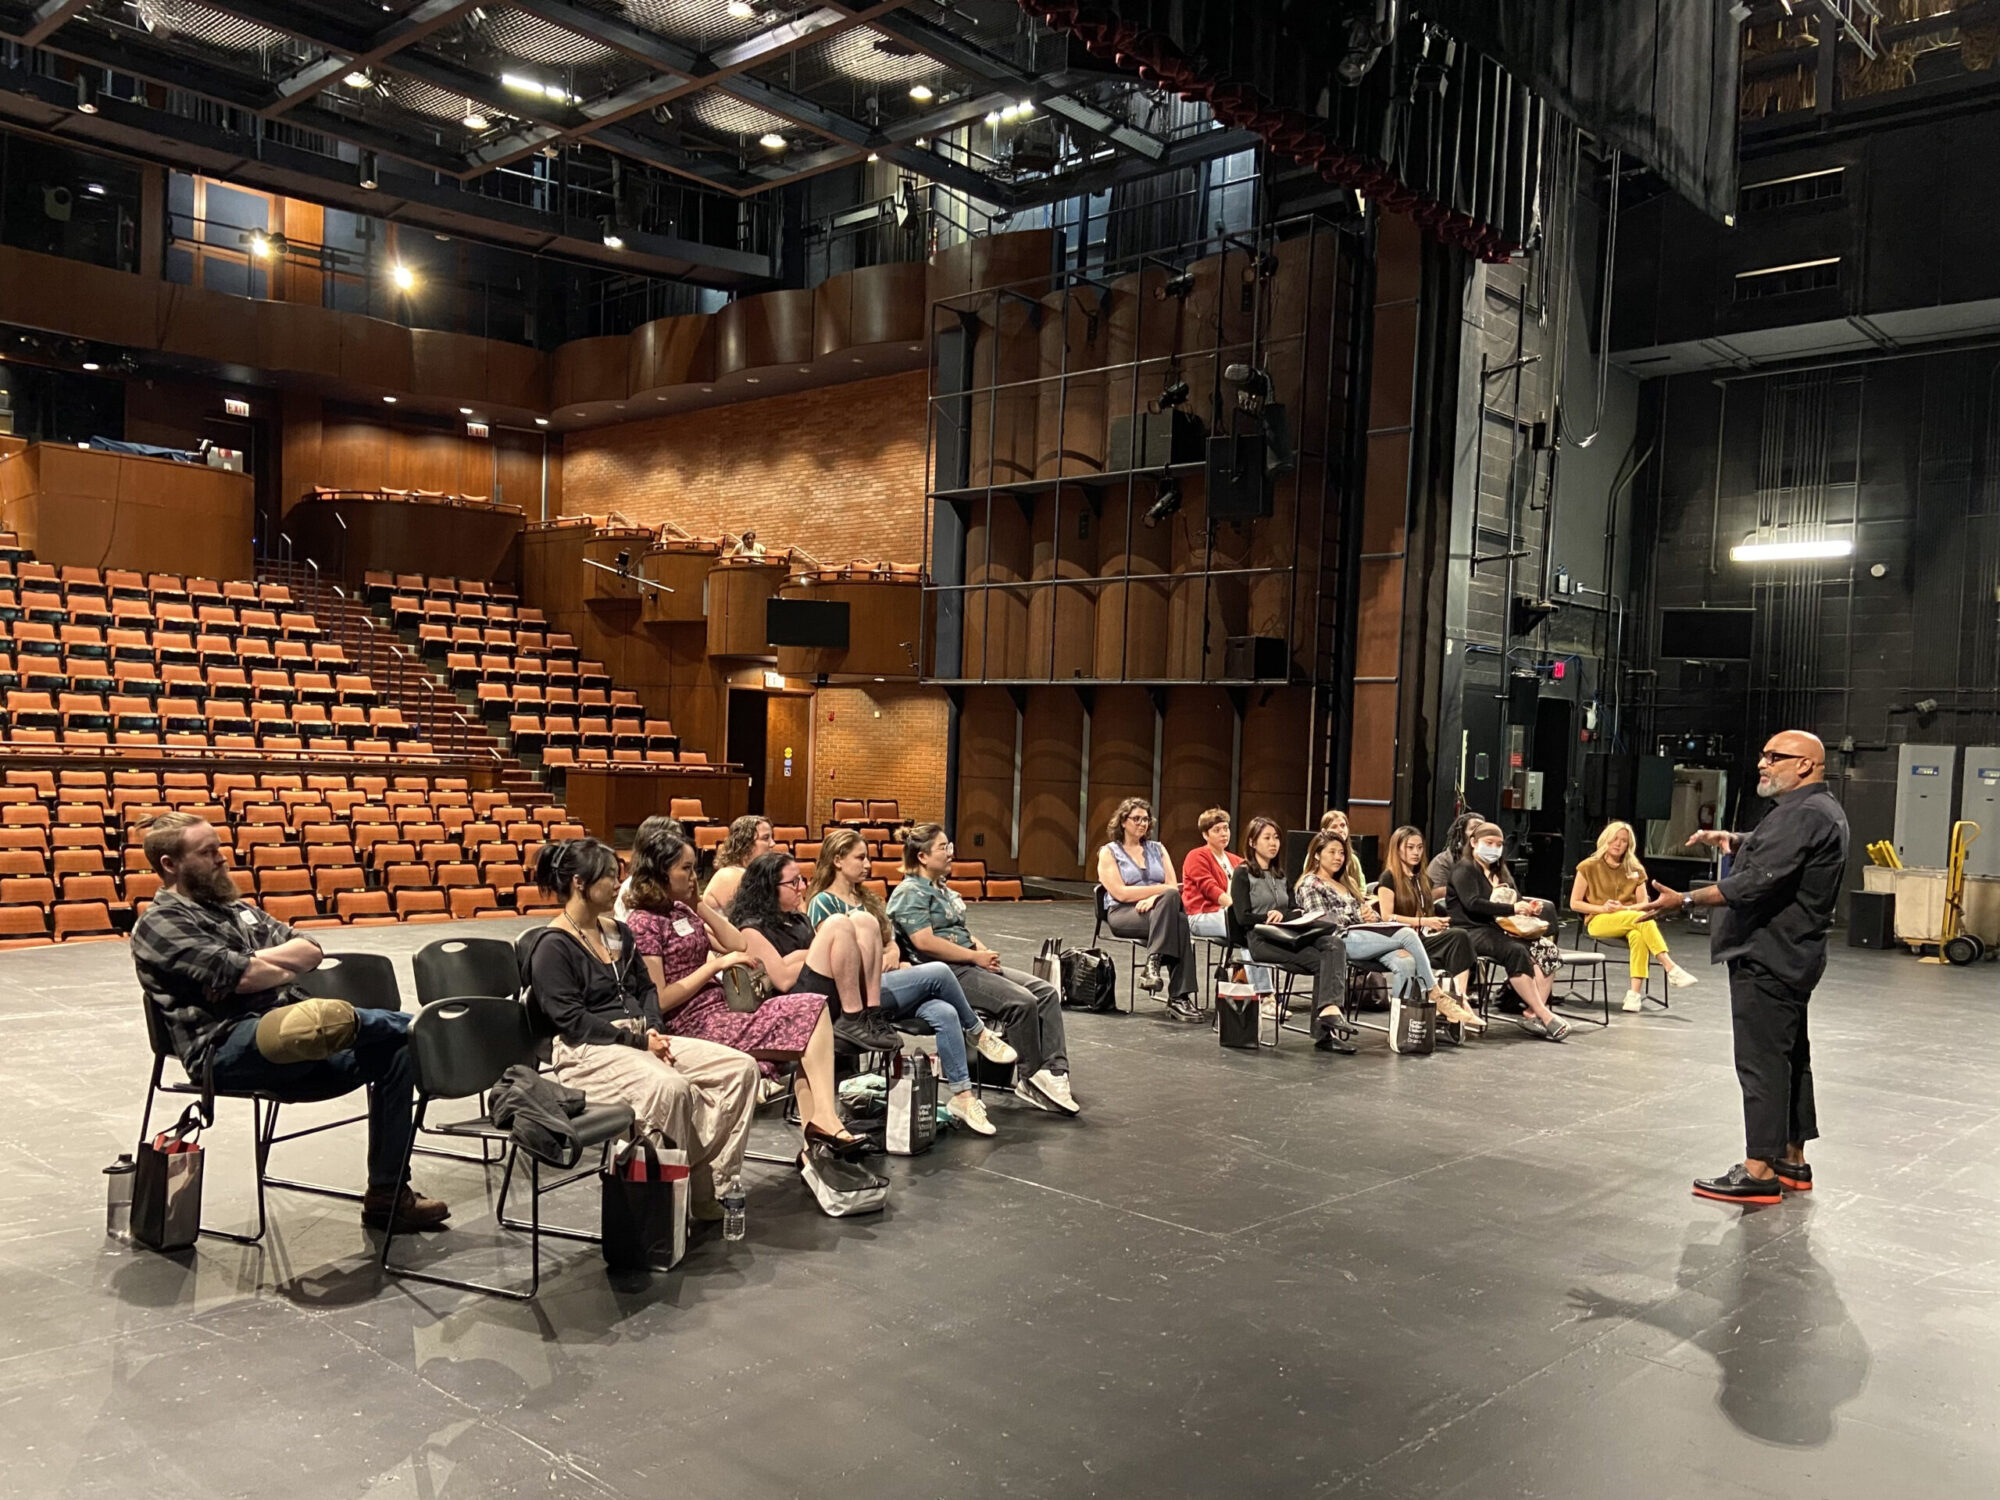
{"left": 1225, "top": 635, "right": 1288, "bottom": 680}
{"left": 1635, "top": 754, "right": 1675, "bottom": 822}
{"left": 1206, "top": 433, "right": 1272, "bottom": 520}
{"left": 1506, "top": 672, "right": 1541, "bottom": 727}
{"left": 1847, "top": 890, "right": 1896, "bottom": 949}
{"left": 1283, "top": 828, "right": 1313, "bottom": 881}
{"left": 1108, "top": 410, "right": 1205, "bottom": 471}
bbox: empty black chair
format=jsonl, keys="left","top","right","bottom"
{"left": 294, "top": 950, "right": 401, "bottom": 1010}
{"left": 413, "top": 936, "right": 519, "bottom": 1007}
{"left": 378, "top": 996, "right": 633, "bottom": 1301}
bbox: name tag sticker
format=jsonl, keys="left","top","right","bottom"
{"left": 672, "top": 918, "right": 696, "bottom": 938}
{"left": 239, "top": 909, "right": 258, "bottom": 926}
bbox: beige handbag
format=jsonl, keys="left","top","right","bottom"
{"left": 1497, "top": 914, "right": 1549, "bottom": 940}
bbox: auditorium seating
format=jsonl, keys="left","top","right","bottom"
{"left": 0, "top": 548, "right": 462, "bottom": 763}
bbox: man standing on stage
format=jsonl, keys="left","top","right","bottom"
{"left": 1643, "top": 730, "right": 1849, "bottom": 1205}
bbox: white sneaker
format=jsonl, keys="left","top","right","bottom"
{"left": 1666, "top": 966, "right": 1699, "bottom": 990}
{"left": 972, "top": 1027, "right": 1019, "bottom": 1066}
{"left": 1623, "top": 993, "right": 1644, "bottom": 1012}
{"left": 1014, "top": 1080, "right": 1059, "bottom": 1112}
{"left": 1027, "top": 1068, "right": 1080, "bottom": 1115}
{"left": 947, "top": 1093, "right": 996, "bottom": 1136}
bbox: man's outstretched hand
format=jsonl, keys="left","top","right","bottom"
{"left": 1639, "top": 880, "right": 1686, "bottom": 917}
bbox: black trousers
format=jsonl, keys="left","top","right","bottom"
{"left": 1245, "top": 930, "right": 1348, "bottom": 1038}
{"left": 1105, "top": 892, "right": 1196, "bottom": 998}
{"left": 1729, "top": 959, "right": 1819, "bottom": 1163}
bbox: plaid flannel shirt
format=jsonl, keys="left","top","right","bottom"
{"left": 131, "top": 890, "right": 313, "bottom": 1077}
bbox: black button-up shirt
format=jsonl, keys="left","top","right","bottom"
{"left": 1711, "top": 781, "right": 1850, "bottom": 989}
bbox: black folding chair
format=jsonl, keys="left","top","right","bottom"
{"left": 1090, "top": 884, "right": 1149, "bottom": 1014}
{"left": 413, "top": 937, "right": 520, "bottom": 1008}
{"left": 379, "top": 996, "right": 633, "bottom": 1301}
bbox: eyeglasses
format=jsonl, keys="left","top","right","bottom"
{"left": 1757, "top": 750, "right": 1819, "bottom": 767}
{"left": 780, "top": 875, "right": 810, "bottom": 888}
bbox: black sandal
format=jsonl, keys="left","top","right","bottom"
{"left": 804, "top": 1123, "right": 869, "bottom": 1158}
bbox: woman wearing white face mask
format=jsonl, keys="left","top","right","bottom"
{"left": 1445, "top": 821, "right": 1568, "bottom": 1040}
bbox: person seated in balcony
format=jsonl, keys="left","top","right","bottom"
{"left": 1445, "top": 821, "right": 1569, "bottom": 1041}
{"left": 525, "top": 838, "right": 761, "bottom": 1230}
{"left": 1569, "top": 820, "right": 1699, "bottom": 1012}
{"left": 888, "top": 823, "right": 1078, "bottom": 1116}
{"left": 130, "top": 810, "right": 449, "bottom": 1233}
{"left": 727, "top": 850, "right": 902, "bottom": 1054}
{"left": 1097, "top": 797, "right": 1199, "bottom": 1021}
{"left": 1373, "top": 824, "right": 1485, "bottom": 1032}
{"left": 807, "top": 829, "right": 1017, "bottom": 1137}
{"left": 622, "top": 824, "right": 863, "bottom": 1158}
{"left": 728, "top": 530, "right": 767, "bottom": 560}
{"left": 700, "top": 814, "right": 772, "bottom": 913}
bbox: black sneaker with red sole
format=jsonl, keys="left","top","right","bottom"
{"left": 1772, "top": 1160, "right": 1812, "bottom": 1191}
{"left": 1692, "top": 1164, "right": 1784, "bottom": 1205}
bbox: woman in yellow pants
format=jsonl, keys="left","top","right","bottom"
{"left": 1570, "top": 822, "right": 1699, "bottom": 1011}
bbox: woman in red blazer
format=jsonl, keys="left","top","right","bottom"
{"left": 1182, "top": 808, "right": 1269, "bottom": 990}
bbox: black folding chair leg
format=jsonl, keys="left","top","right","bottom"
{"left": 379, "top": 1099, "right": 541, "bottom": 1302}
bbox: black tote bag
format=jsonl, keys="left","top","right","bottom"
{"left": 133, "top": 1104, "right": 207, "bottom": 1251}
{"left": 600, "top": 1137, "right": 689, "bottom": 1271}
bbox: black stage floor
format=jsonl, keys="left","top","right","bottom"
{"left": 2, "top": 906, "right": 1994, "bottom": 1498}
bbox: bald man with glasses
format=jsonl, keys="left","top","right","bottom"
{"left": 1643, "top": 731, "right": 1849, "bottom": 1205}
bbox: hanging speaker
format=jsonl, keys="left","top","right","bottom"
{"left": 1206, "top": 433, "right": 1271, "bottom": 521}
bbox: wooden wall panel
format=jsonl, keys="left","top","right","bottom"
{"left": 1159, "top": 687, "right": 1234, "bottom": 853}
{"left": 1018, "top": 686, "right": 1085, "bottom": 880}
{"left": 717, "top": 289, "right": 814, "bottom": 376}
{"left": 814, "top": 263, "right": 927, "bottom": 356}
{"left": 287, "top": 496, "right": 523, "bottom": 585}
{"left": 774, "top": 578, "right": 921, "bottom": 679}
{"left": 0, "top": 445, "right": 251, "bottom": 578}
{"left": 927, "top": 228, "right": 1056, "bottom": 305}
{"left": 631, "top": 313, "right": 717, "bottom": 393}
{"left": 1239, "top": 687, "right": 1315, "bottom": 833}
{"left": 551, "top": 336, "right": 629, "bottom": 409}
{"left": 411, "top": 330, "right": 491, "bottom": 406}
{"left": 338, "top": 316, "right": 415, "bottom": 393}
{"left": 953, "top": 686, "right": 1017, "bottom": 871}
{"left": 1083, "top": 686, "right": 1156, "bottom": 865}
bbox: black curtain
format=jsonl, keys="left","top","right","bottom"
{"left": 1420, "top": 0, "right": 1739, "bottom": 222}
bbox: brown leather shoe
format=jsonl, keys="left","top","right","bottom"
{"left": 362, "top": 1185, "right": 451, "bottom": 1231}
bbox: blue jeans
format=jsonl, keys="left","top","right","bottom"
{"left": 1343, "top": 929, "right": 1437, "bottom": 998}
{"left": 1188, "top": 910, "right": 1272, "bottom": 991}
{"left": 879, "top": 961, "right": 982, "bottom": 1091}
{"left": 208, "top": 1007, "right": 415, "bottom": 1191}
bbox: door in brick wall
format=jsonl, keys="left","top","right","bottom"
{"left": 727, "top": 690, "right": 769, "bottom": 816}
{"left": 765, "top": 694, "right": 811, "bottom": 829}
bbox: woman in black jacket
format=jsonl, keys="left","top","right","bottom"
{"left": 1444, "top": 821, "right": 1568, "bottom": 1041}
{"left": 524, "top": 839, "right": 763, "bottom": 1225}
{"left": 1228, "top": 817, "right": 1357, "bottom": 1053}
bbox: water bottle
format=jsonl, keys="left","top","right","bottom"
{"left": 104, "top": 1154, "right": 136, "bottom": 1244}
{"left": 721, "top": 1184, "right": 746, "bottom": 1243}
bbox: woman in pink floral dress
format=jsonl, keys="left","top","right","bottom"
{"left": 625, "top": 826, "right": 862, "bottom": 1155}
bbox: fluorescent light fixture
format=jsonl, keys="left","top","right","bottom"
{"left": 1730, "top": 537, "right": 1854, "bottom": 563}
{"left": 759, "top": 131, "right": 787, "bottom": 149}
{"left": 391, "top": 263, "right": 415, "bottom": 291}
{"left": 382, "top": 395, "right": 397, "bottom": 403}
{"left": 985, "top": 111, "right": 1000, "bottom": 125}
{"left": 501, "top": 72, "right": 541, "bottom": 93}
{"left": 1015, "top": 101, "right": 1032, "bottom": 117}
{"left": 908, "top": 83, "right": 933, "bottom": 101}
{"left": 81, "top": 361, "right": 101, "bottom": 371}
{"left": 85, "top": 182, "right": 106, "bottom": 197}
{"left": 344, "top": 70, "right": 372, "bottom": 89}
{"left": 459, "top": 407, "right": 474, "bottom": 415}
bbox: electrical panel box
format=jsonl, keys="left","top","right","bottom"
{"left": 1963, "top": 747, "right": 2000, "bottom": 878}
{"left": 1893, "top": 744, "right": 1959, "bottom": 869}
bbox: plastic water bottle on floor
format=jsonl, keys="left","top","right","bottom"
{"left": 104, "top": 1154, "right": 135, "bottom": 1244}
{"left": 721, "top": 1185, "right": 746, "bottom": 1242}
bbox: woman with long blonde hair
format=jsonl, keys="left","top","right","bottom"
{"left": 1570, "top": 820, "right": 1698, "bottom": 1010}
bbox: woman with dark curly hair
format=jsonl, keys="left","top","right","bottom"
{"left": 624, "top": 827, "right": 863, "bottom": 1157}
{"left": 729, "top": 850, "right": 901, "bottom": 1053}
{"left": 1095, "top": 796, "right": 1198, "bottom": 1019}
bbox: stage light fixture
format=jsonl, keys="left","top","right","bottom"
{"left": 391, "top": 263, "right": 415, "bottom": 292}
{"left": 1730, "top": 536, "right": 1853, "bottom": 563}
{"left": 248, "top": 231, "right": 271, "bottom": 258}
{"left": 1156, "top": 377, "right": 1190, "bottom": 410}
{"left": 358, "top": 151, "right": 379, "bottom": 190}
{"left": 75, "top": 75, "right": 99, "bottom": 114}
{"left": 1143, "top": 477, "right": 1182, "bottom": 528}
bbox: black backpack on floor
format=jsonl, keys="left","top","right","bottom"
{"left": 1059, "top": 946, "right": 1119, "bottom": 1013}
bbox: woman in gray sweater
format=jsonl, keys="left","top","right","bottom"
{"left": 1229, "top": 817, "right": 1357, "bottom": 1053}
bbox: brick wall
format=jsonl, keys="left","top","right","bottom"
{"left": 810, "top": 686, "right": 949, "bottom": 833}
{"left": 559, "top": 370, "right": 929, "bottom": 565}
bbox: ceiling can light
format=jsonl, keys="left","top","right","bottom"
{"left": 81, "top": 360, "right": 101, "bottom": 371}
{"left": 459, "top": 407, "right": 474, "bottom": 415}
{"left": 382, "top": 395, "right": 397, "bottom": 403}
{"left": 534, "top": 417, "right": 549, "bottom": 426}
{"left": 358, "top": 150, "right": 379, "bottom": 190}
{"left": 75, "top": 74, "right": 99, "bottom": 114}
{"left": 759, "top": 131, "right": 787, "bottom": 150}
{"left": 1730, "top": 536, "right": 1854, "bottom": 563}
{"left": 908, "top": 83, "right": 933, "bottom": 101}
